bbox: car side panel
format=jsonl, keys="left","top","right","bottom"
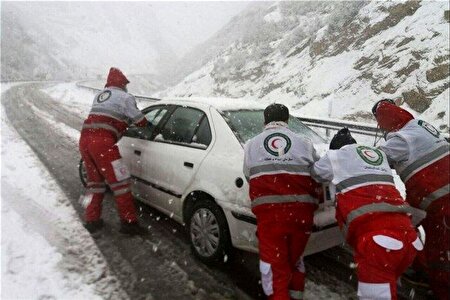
{"left": 184, "top": 108, "right": 250, "bottom": 207}
{"left": 117, "top": 136, "right": 142, "bottom": 195}
{"left": 185, "top": 108, "right": 345, "bottom": 255}
{"left": 182, "top": 108, "right": 259, "bottom": 252}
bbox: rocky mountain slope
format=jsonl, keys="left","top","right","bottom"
{"left": 161, "top": 1, "right": 449, "bottom": 132}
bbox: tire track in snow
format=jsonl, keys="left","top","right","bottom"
{"left": 1, "top": 182, "right": 128, "bottom": 299}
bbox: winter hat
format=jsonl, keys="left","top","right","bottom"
{"left": 105, "top": 67, "right": 130, "bottom": 90}
{"left": 329, "top": 128, "right": 357, "bottom": 150}
{"left": 373, "top": 100, "right": 414, "bottom": 132}
{"left": 371, "top": 98, "right": 395, "bottom": 116}
{"left": 264, "top": 103, "right": 289, "bottom": 124}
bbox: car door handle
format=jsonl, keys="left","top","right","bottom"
{"left": 134, "top": 150, "right": 141, "bottom": 156}
{"left": 184, "top": 162, "right": 194, "bottom": 168}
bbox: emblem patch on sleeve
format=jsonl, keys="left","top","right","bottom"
{"left": 418, "top": 120, "right": 440, "bottom": 138}
{"left": 97, "top": 91, "right": 112, "bottom": 103}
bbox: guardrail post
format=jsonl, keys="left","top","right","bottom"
{"left": 326, "top": 100, "right": 332, "bottom": 139}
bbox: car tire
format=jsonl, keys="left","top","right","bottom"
{"left": 187, "top": 199, "right": 232, "bottom": 264}
{"left": 79, "top": 158, "right": 87, "bottom": 187}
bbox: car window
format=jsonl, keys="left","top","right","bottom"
{"left": 192, "top": 117, "right": 212, "bottom": 147}
{"left": 145, "top": 107, "right": 169, "bottom": 127}
{"left": 158, "top": 107, "right": 205, "bottom": 146}
{"left": 123, "top": 106, "right": 170, "bottom": 140}
{"left": 221, "top": 110, "right": 264, "bottom": 143}
{"left": 221, "top": 109, "right": 326, "bottom": 144}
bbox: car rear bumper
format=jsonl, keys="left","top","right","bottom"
{"left": 223, "top": 208, "right": 344, "bottom": 256}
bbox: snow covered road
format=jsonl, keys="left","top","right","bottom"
{"left": 2, "top": 83, "right": 257, "bottom": 299}
{"left": 1, "top": 83, "right": 127, "bottom": 299}
{"left": 4, "top": 82, "right": 429, "bottom": 299}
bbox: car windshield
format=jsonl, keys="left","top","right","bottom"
{"left": 221, "top": 109, "right": 326, "bottom": 144}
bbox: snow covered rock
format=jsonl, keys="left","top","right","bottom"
{"left": 161, "top": 1, "right": 449, "bottom": 133}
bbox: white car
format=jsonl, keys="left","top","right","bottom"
{"left": 84, "top": 97, "right": 344, "bottom": 263}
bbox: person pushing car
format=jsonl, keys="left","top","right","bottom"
{"left": 372, "top": 99, "right": 449, "bottom": 300}
{"left": 243, "top": 103, "right": 320, "bottom": 300}
{"left": 79, "top": 67, "right": 148, "bottom": 235}
{"left": 311, "top": 128, "right": 422, "bottom": 300}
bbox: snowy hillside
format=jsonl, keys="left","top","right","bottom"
{"left": 1, "top": 2, "right": 175, "bottom": 81}
{"left": 161, "top": 1, "right": 449, "bottom": 133}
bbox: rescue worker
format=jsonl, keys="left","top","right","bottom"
{"left": 311, "top": 128, "right": 422, "bottom": 300}
{"left": 243, "top": 103, "right": 320, "bottom": 300}
{"left": 79, "top": 67, "right": 148, "bottom": 235}
{"left": 372, "top": 99, "right": 449, "bottom": 300}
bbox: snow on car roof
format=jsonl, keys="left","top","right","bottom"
{"left": 159, "top": 97, "right": 266, "bottom": 111}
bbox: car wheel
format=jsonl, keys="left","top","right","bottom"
{"left": 188, "top": 199, "right": 232, "bottom": 264}
{"left": 78, "top": 159, "right": 87, "bottom": 187}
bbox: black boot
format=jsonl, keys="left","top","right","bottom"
{"left": 84, "top": 219, "right": 104, "bottom": 233}
{"left": 119, "top": 221, "right": 148, "bottom": 236}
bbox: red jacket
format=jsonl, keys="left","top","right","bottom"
{"left": 243, "top": 122, "right": 320, "bottom": 222}
{"left": 311, "top": 144, "right": 415, "bottom": 246}
{"left": 82, "top": 68, "right": 147, "bottom": 140}
{"left": 376, "top": 102, "right": 449, "bottom": 215}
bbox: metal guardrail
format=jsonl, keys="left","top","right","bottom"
{"left": 297, "top": 114, "right": 449, "bottom": 141}
{"left": 76, "top": 82, "right": 449, "bottom": 141}
{"left": 297, "top": 115, "right": 379, "bottom": 137}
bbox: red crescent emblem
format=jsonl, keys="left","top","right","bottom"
{"left": 363, "top": 150, "right": 375, "bottom": 158}
{"left": 271, "top": 138, "right": 281, "bottom": 149}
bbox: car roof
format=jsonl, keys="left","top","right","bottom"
{"left": 157, "top": 97, "right": 266, "bottom": 111}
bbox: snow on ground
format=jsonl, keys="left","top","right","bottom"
{"left": 29, "top": 100, "right": 81, "bottom": 139}
{"left": 43, "top": 82, "right": 95, "bottom": 119}
{"left": 304, "top": 281, "right": 348, "bottom": 300}
{"left": 1, "top": 83, "right": 127, "bottom": 299}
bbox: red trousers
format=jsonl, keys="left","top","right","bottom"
{"left": 420, "top": 209, "right": 450, "bottom": 300}
{"left": 79, "top": 130, "right": 137, "bottom": 223}
{"left": 354, "top": 229, "right": 419, "bottom": 300}
{"left": 256, "top": 210, "right": 313, "bottom": 300}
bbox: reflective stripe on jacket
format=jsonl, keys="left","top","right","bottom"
{"left": 380, "top": 119, "right": 449, "bottom": 211}
{"left": 82, "top": 87, "right": 146, "bottom": 138}
{"left": 312, "top": 144, "right": 395, "bottom": 193}
{"left": 342, "top": 202, "right": 414, "bottom": 237}
{"left": 243, "top": 122, "right": 320, "bottom": 214}
{"left": 312, "top": 144, "right": 413, "bottom": 241}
